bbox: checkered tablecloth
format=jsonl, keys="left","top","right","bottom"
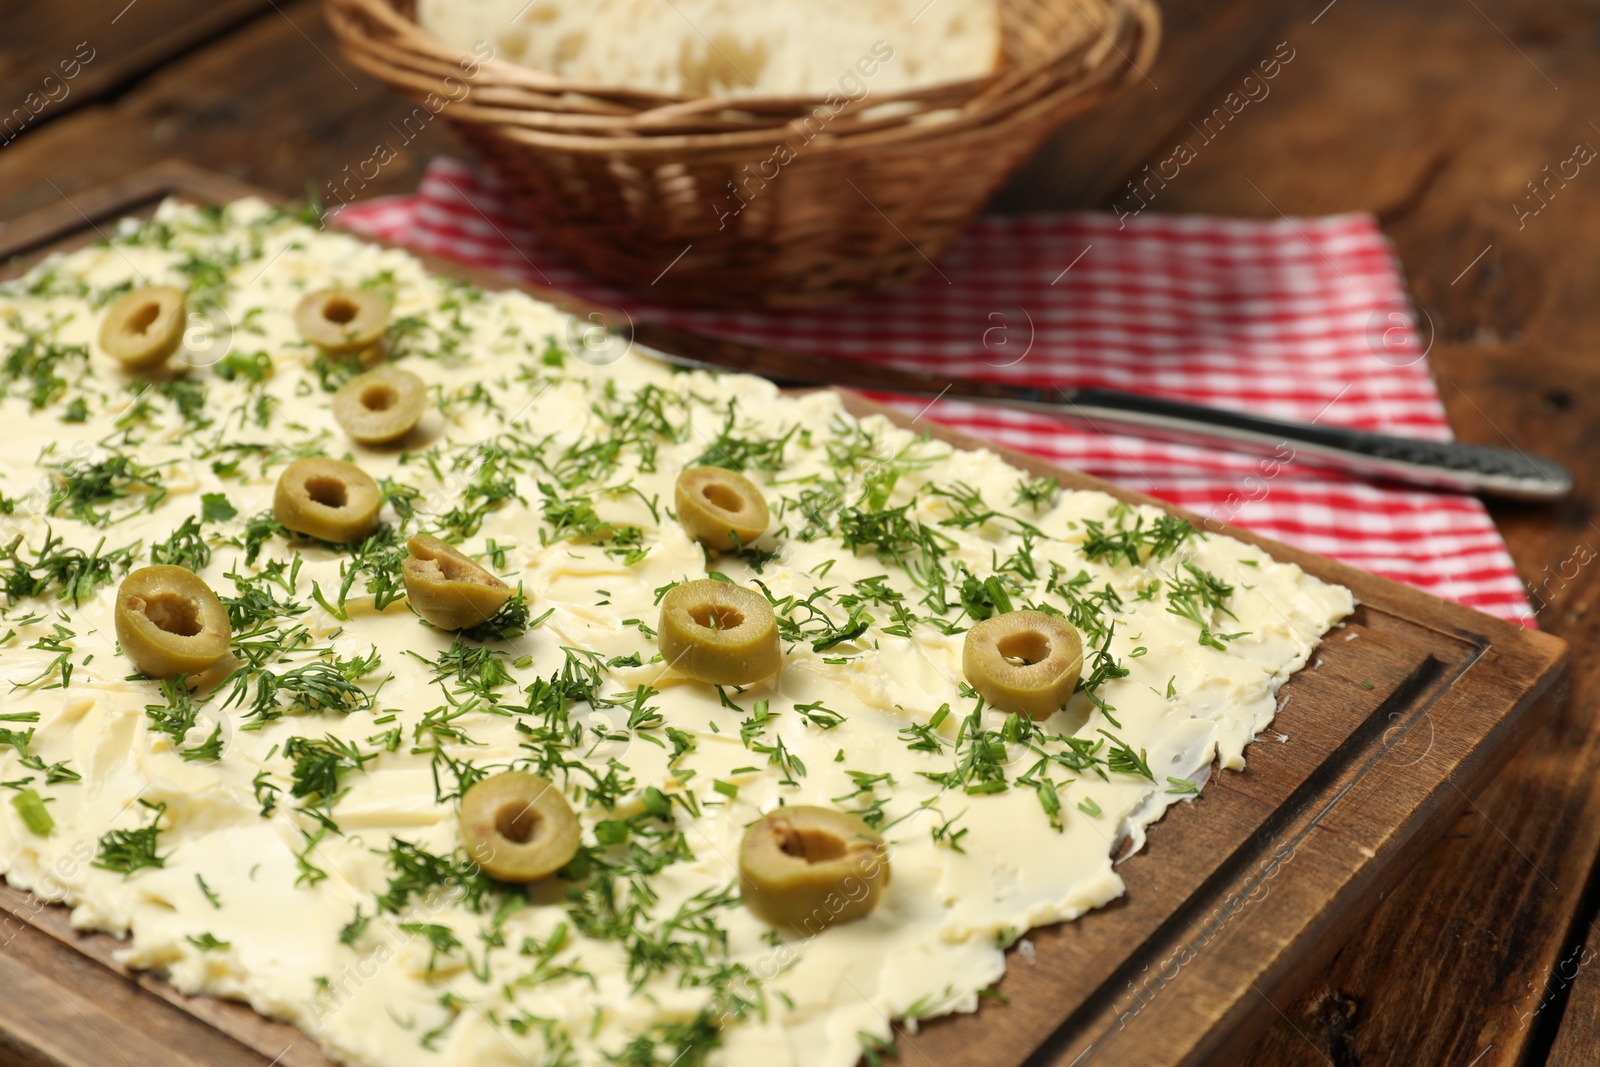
{"left": 337, "top": 158, "right": 1533, "bottom": 625}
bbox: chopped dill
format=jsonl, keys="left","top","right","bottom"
{"left": 93, "top": 799, "right": 169, "bottom": 875}
{"left": 1080, "top": 512, "right": 1196, "bottom": 566}
{"left": 2, "top": 530, "right": 140, "bottom": 606}
{"left": 46, "top": 452, "right": 167, "bottom": 527}
{"left": 150, "top": 515, "right": 211, "bottom": 571}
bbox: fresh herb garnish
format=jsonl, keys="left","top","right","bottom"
{"left": 150, "top": 515, "right": 211, "bottom": 571}
{"left": 93, "top": 799, "right": 169, "bottom": 875}
{"left": 46, "top": 452, "right": 167, "bottom": 526}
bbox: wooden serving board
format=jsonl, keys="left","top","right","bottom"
{"left": 0, "top": 163, "right": 1568, "bottom": 1067}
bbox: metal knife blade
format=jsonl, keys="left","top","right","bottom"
{"left": 621, "top": 322, "right": 1571, "bottom": 501}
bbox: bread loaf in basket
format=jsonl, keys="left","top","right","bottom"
{"left": 324, "top": 0, "right": 1160, "bottom": 308}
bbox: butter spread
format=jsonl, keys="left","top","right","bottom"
{"left": 0, "top": 199, "right": 1353, "bottom": 1067}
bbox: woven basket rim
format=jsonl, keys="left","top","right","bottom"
{"left": 427, "top": 64, "right": 1136, "bottom": 156}
{"left": 325, "top": 0, "right": 1158, "bottom": 142}
{"left": 321, "top": 0, "right": 1160, "bottom": 308}
{"left": 333, "top": 0, "right": 1094, "bottom": 103}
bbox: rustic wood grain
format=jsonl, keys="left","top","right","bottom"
{"left": 1254, "top": 347, "right": 1600, "bottom": 1067}
{"left": 0, "top": 0, "right": 1594, "bottom": 1057}
{"left": 991, "top": 0, "right": 1289, "bottom": 212}
{"left": 1547, "top": 895, "right": 1600, "bottom": 1067}
{"left": 0, "top": 161, "right": 262, "bottom": 260}
{"left": 0, "top": 0, "right": 450, "bottom": 224}
{"left": 1087, "top": 0, "right": 1600, "bottom": 1062}
{"left": 0, "top": 915, "right": 277, "bottom": 1066}
{"left": 0, "top": 166, "right": 1569, "bottom": 1067}
{"left": 1238, "top": 352, "right": 1600, "bottom": 1067}
{"left": 0, "top": 0, "right": 1289, "bottom": 230}
{"left": 0, "top": 0, "right": 271, "bottom": 138}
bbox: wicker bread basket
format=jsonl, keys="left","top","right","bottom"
{"left": 324, "top": 0, "right": 1160, "bottom": 308}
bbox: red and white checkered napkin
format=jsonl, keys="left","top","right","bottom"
{"left": 337, "top": 157, "right": 1533, "bottom": 625}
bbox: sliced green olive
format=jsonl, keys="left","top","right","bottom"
{"left": 403, "top": 534, "right": 513, "bottom": 630}
{"left": 333, "top": 366, "right": 426, "bottom": 445}
{"left": 115, "top": 566, "right": 232, "bottom": 679}
{"left": 99, "top": 285, "right": 186, "bottom": 370}
{"left": 273, "top": 457, "right": 382, "bottom": 544}
{"left": 459, "top": 771, "right": 580, "bottom": 883}
{"left": 675, "top": 466, "right": 769, "bottom": 553}
{"left": 963, "top": 610, "right": 1084, "bottom": 720}
{"left": 658, "top": 578, "right": 780, "bottom": 685}
{"left": 294, "top": 287, "right": 389, "bottom": 353}
{"left": 739, "top": 806, "right": 890, "bottom": 934}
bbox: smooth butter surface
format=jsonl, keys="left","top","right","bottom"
{"left": 0, "top": 200, "right": 1352, "bottom": 1067}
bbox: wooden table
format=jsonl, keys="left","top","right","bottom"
{"left": 1, "top": 1, "right": 1597, "bottom": 1064}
